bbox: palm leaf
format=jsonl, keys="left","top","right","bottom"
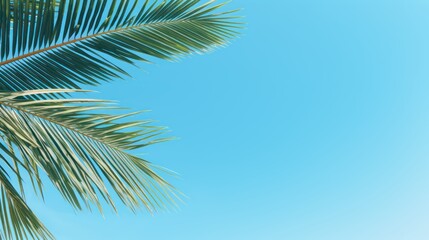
{"left": 0, "top": 0, "right": 241, "bottom": 92}
{"left": 0, "top": 89, "right": 178, "bottom": 239}
{"left": 0, "top": 157, "right": 53, "bottom": 240}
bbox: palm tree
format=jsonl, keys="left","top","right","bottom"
{"left": 0, "top": 0, "right": 240, "bottom": 239}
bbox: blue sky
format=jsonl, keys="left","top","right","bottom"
{"left": 28, "top": 0, "right": 429, "bottom": 239}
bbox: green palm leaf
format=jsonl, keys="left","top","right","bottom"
{"left": 0, "top": 165, "right": 53, "bottom": 240}
{"left": 0, "top": 0, "right": 240, "bottom": 92}
{"left": 0, "top": 89, "right": 179, "bottom": 239}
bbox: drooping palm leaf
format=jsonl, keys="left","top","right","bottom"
{"left": 0, "top": 0, "right": 240, "bottom": 92}
{"left": 0, "top": 165, "right": 53, "bottom": 240}
{"left": 0, "top": 89, "right": 178, "bottom": 239}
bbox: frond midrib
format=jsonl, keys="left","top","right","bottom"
{"left": 0, "top": 18, "right": 192, "bottom": 68}
{"left": 0, "top": 100, "right": 130, "bottom": 154}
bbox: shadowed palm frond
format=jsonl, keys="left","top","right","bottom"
{"left": 0, "top": 89, "right": 179, "bottom": 239}
{"left": 0, "top": 0, "right": 241, "bottom": 93}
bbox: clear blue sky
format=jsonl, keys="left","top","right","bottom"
{"left": 28, "top": 0, "right": 429, "bottom": 239}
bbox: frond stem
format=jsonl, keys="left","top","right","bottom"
{"left": 0, "top": 19, "right": 189, "bottom": 67}
{"left": 0, "top": 101, "right": 128, "bottom": 153}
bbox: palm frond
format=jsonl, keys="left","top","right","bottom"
{"left": 0, "top": 89, "right": 178, "bottom": 216}
{"left": 0, "top": 0, "right": 241, "bottom": 92}
{"left": 0, "top": 163, "right": 53, "bottom": 240}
